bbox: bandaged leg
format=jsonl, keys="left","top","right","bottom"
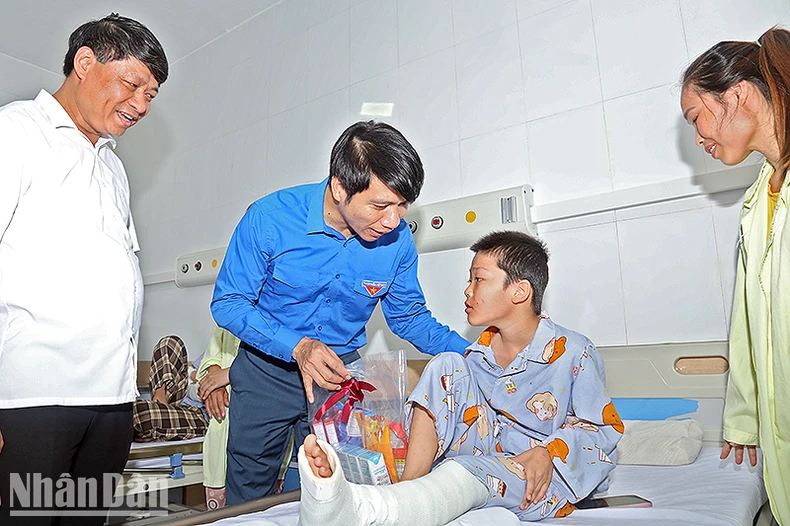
{"left": 298, "top": 435, "right": 488, "bottom": 526}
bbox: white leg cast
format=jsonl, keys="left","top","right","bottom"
{"left": 298, "top": 439, "right": 488, "bottom": 526}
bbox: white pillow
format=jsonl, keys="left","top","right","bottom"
{"left": 616, "top": 419, "right": 704, "bottom": 466}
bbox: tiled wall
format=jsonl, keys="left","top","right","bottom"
{"left": 0, "top": 52, "right": 61, "bottom": 106}
{"left": 4, "top": 1, "right": 786, "bottom": 358}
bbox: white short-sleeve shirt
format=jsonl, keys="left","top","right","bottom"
{"left": 0, "top": 90, "right": 142, "bottom": 408}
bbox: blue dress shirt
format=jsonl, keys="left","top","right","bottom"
{"left": 211, "top": 179, "right": 469, "bottom": 361}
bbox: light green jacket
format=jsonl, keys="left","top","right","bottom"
{"left": 197, "top": 326, "right": 240, "bottom": 488}
{"left": 726, "top": 161, "right": 790, "bottom": 525}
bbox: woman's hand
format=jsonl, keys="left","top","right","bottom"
{"left": 720, "top": 441, "right": 758, "bottom": 466}
{"left": 198, "top": 365, "right": 231, "bottom": 400}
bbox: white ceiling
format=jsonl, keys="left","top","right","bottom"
{"left": 0, "top": 0, "right": 281, "bottom": 74}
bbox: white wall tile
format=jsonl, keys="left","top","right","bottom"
{"left": 0, "top": 89, "right": 16, "bottom": 106}
{"left": 231, "top": 120, "right": 269, "bottom": 204}
{"left": 307, "top": 12, "right": 350, "bottom": 101}
{"left": 398, "top": 47, "right": 459, "bottom": 150}
{"left": 351, "top": 0, "right": 399, "bottom": 83}
{"left": 304, "top": 88, "right": 352, "bottom": 179}
{"left": 460, "top": 124, "right": 530, "bottom": 195}
{"left": 138, "top": 282, "right": 215, "bottom": 361}
{"left": 520, "top": 0, "right": 602, "bottom": 121}
{"left": 137, "top": 220, "right": 175, "bottom": 276}
{"left": 266, "top": 105, "right": 313, "bottom": 194}
{"left": 618, "top": 207, "right": 728, "bottom": 343}
{"left": 593, "top": 0, "right": 688, "bottom": 100}
{"left": 135, "top": 155, "right": 177, "bottom": 231}
{"left": 710, "top": 190, "right": 745, "bottom": 327}
{"left": 270, "top": 0, "right": 310, "bottom": 46}
{"left": 224, "top": 55, "right": 270, "bottom": 131}
{"left": 451, "top": 0, "right": 517, "bottom": 44}
{"left": 528, "top": 103, "right": 612, "bottom": 204}
{"left": 417, "top": 248, "right": 476, "bottom": 339}
{"left": 680, "top": 0, "right": 790, "bottom": 60}
{"left": 516, "top": 0, "right": 575, "bottom": 20}
{"left": 0, "top": 54, "right": 61, "bottom": 99}
{"left": 207, "top": 133, "right": 238, "bottom": 209}
{"left": 269, "top": 32, "right": 308, "bottom": 115}
{"left": 397, "top": 0, "right": 454, "bottom": 65}
{"left": 349, "top": 69, "right": 401, "bottom": 127}
{"left": 541, "top": 222, "right": 627, "bottom": 346}
{"left": 605, "top": 85, "right": 705, "bottom": 189}
{"left": 456, "top": 25, "right": 526, "bottom": 139}
{"left": 416, "top": 141, "right": 463, "bottom": 206}
{"left": 307, "top": 0, "right": 351, "bottom": 28}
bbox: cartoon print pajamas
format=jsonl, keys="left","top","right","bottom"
{"left": 407, "top": 317, "right": 623, "bottom": 521}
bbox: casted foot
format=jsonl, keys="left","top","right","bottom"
{"left": 303, "top": 434, "right": 334, "bottom": 478}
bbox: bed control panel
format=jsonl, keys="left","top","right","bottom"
{"left": 174, "top": 247, "right": 227, "bottom": 288}
{"left": 404, "top": 185, "right": 535, "bottom": 253}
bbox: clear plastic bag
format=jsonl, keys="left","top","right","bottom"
{"left": 308, "top": 350, "right": 409, "bottom": 485}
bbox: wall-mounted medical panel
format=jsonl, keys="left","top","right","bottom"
{"left": 405, "top": 185, "right": 535, "bottom": 254}
{"left": 174, "top": 247, "right": 227, "bottom": 288}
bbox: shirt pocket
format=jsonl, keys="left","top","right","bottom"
{"left": 351, "top": 275, "right": 394, "bottom": 302}
{"left": 269, "top": 262, "right": 325, "bottom": 306}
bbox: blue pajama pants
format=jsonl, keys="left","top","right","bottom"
{"left": 407, "top": 353, "right": 574, "bottom": 521}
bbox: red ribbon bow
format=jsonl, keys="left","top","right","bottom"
{"left": 314, "top": 378, "right": 376, "bottom": 424}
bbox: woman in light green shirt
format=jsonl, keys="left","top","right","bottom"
{"left": 680, "top": 27, "right": 790, "bottom": 526}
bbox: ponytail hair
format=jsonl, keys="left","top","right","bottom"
{"left": 682, "top": 27, "right": 790, "bottom": 172}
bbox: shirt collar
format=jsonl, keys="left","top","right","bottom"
{"left": 468, "top": 316, "right": 558, "bottom": 372}
{"left": 34, "top": 89, "right": 117, "bottom": 150}
{"left": 742, "top": 160, "right": 775, "bottom": 211}
{"left": 306, "top": 178, "right": 332, "bottom": 235}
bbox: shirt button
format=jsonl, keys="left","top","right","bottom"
{"left": 335, "top": 274, "right": 340, "bottom": 279}
{"left": 326, "top": 299, "right": 331, "bottom": 303}
{"left": 318, "top": 326, "right": 323, "bottom": 331}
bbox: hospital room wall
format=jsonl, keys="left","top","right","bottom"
{"left": 0, "top": 53, "right": 61, "bottom": 106}
{"left": 110, "top": 0, "right": 790, "bottom": 360}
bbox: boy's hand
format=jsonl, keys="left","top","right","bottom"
{"left": 513, "top": 446, "right": 553, "bottom": 510}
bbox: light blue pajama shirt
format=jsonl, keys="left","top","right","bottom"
{"left": 407, "top": 317, "right": 623, "bottom": 521}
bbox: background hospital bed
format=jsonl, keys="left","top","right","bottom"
{"left": 136, "top": 341, "right": 774, "bottom": 526}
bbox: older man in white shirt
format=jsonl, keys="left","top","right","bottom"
{"left": 0, "top": 14, "right": 167, "bottom": 524}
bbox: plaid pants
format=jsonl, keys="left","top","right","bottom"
{"left": 132, "top": 336, "right": 208, "bottom": 441}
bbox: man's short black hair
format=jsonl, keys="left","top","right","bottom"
{"left": 470, "top": 231, "right": 549, "bottom": 315}
{"left": 63, "top": 13, "right": 168, "bottom": 85}
{"left": 329, "top": 121, "right": 424, "bottom": 203}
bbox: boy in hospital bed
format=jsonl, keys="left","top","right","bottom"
{"left": 298, "top": 231, "right": 624, "bottom": 525}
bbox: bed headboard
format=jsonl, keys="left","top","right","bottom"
{"left": 407, "top": 340, "right": 729, "bottom": 446}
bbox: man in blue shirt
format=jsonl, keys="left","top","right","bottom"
{"left": 211, "top": 121, "right": 469, "bottom": 504}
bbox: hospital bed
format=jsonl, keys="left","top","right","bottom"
{"left": 139, "top": 341, "right": 773, "bottom": 526}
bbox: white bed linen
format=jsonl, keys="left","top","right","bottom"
{"left": 205, "top": 448, "right": 766, "bottom": 526}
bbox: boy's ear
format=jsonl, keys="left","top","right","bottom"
{"left": 512, "top": 280, "right": 533, "bottom": 306}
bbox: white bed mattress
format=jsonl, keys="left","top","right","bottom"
{"left": 205, "top": 448, "right": 767, "bottom": 526}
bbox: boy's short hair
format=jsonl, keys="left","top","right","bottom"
{"left": 470, "top": 231, "right": 549, "bottom": 315}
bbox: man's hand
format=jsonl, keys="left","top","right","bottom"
{"left": 204, "top": 388, "right": 230, "bottom": 422}
{"left": 721, "top": 441, "right": 758, "bottom": 466}
{"left": 513, "top": 446, "right": 553, "bottom": 510}
{"left": 198, "top": 365, "right": 231, "bottom": 399}
{"left": 292, "top": 337, "right": 350, "bottom": 403}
